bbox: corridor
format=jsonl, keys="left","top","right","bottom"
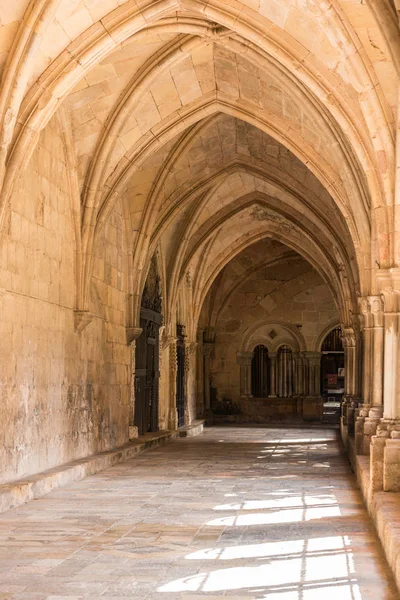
{"left": 0, "top": 427, "right": 397, "bottom": 600}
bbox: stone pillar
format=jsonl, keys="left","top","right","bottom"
{"left": 203, "top": 343, "right": 214, "bottom": 412}
{"left": 300, "top": 353, "right": 307, "bottom": 396}
{"left": 358, "top": 297, "right": 373, "bottom": 405}
{"left": 369, "top": 296, "right": 384, "bottom": 410}
{"left": 384, "top": 429, "right": 400, "bottom": 492}
{"left": 237, "top": 351, "right": 253, "bottom": 397}
{"left": 196, "top": 329, "right": 204, "bottom": 417}
{"left": 342, "top": 327, "right": 358, "bottom": 398}
{"left": 184, "top": 341, "right": 197, "bottom": 426}
{"left": 375, "top": 276, "right": 400, "bottom": 420}
{"left": 269, "top": 352, "right": 277, "bottom": 397}
{"left": 168, "top": 338, "right": 178, "bottom": 430}
{"left": 358, "top": 298, "right": 384, "bottom": 454}
{"left": 382, "top": 310, "right": 400, "bottom": 420}
{"left": 304, "top": 352, "right": 321, "bottom": 396}
{"left": 370, "top": 422, "right": 390, "bottom": 493}
{"left": 292, "top": 353, "right": 299, "bottom": 395}
{"left": 126, "top": 326, "right": 143, "bottom": 439}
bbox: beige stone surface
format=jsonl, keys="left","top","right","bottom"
{"left": 0, "top": 0, "right": 400, "bottom": 591}
{"left": 0, "top": 426, "right": 397, "bottom": 599}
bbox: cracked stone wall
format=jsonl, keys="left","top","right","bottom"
{"left": 0, "top": 115, "right": 130, "bottom": 485}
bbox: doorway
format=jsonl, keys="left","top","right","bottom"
{"left": 134, "top": 256, "right": 163, "bottom": 435}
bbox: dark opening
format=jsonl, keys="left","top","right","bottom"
{"left": 251, "top": 345, "right": 269, "bottom": 397}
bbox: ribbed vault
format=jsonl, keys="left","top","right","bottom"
{"left": 0, "top": 0, "right": 398, "bottom": 369}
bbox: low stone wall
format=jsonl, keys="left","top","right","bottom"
{"left": 0, "top": 431, "right": 178, "bottom": 515}
{"left": 343, "top": 423, "right": 400, "bottom": 593}
{"left": 209, "top": 395, "right": 323, "bottom": 424}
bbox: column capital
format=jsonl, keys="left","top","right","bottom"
{"left": 341, "top": 326, "right": 356, "bottom": 347}
{"left": 303, "top": 351, "right": 321, "bottom": 364}
{"left": 358, "top": 297, "right": 373, "bottom": 328}
{"left": 236, "top": 351, "right": 254, "bottom": 366}
{"left": 376, "top": 268, "right": 400, "bottom": 313}
{"left": 203, "top": 342, "right": 214, "bottom": 357}
{"left": 162, "top": 334, "right": 177, "bottom": 350}
{"left": 367, "top": 295, "right": 384, "bottom": 327}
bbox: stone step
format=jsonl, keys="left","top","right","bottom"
{"left": 0, "top": 430, "right": 178, "bottom": 515}
{"left": 178, "top": 419, "right": 205, "bottom": 437}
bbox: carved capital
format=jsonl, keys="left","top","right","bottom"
{"left": 236, "top": 351, "right": 254, "bottom": 366}
{"left": 358, "top": 297, "right": 372, "bottom": 329}
{"left": 126, "top": 327, "right": 143, "bottom": 345}
{"left": 341, "top": 327, "right": 356, "bottom": 348}
{"left": 377, "top": 268, "right": 400, "bottom": 313}
{"left": 367, "top": 295, "right": 384, "bottom": 327}
{"left": 203, "top": 342, "right": 214, "bottom": 358}
{"left": 74, "top": 310, "right": 94, "bottom": 333}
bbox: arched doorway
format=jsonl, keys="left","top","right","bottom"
{"left": 134, "top": 256, "right": 163, "bottom": 435}
{"left": 251, "top": 345, "right": 269, "bottom": 397}
{"left": 320, "top": 327, "right": 344, "bottom": 423}
{"left": 277, "top": 345, "right": 293, "bottom": 398}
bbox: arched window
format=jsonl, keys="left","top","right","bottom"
{"left": 321, "top": 327, "right": 343, "bottom": 352}
{"left": 277, "top": 345, "right": 293, "bottom": 398}
{"left": 251, "top": 345, "right": 269, "bottom": 397}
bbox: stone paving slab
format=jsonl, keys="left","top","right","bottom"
{"left": 0, "top": 426, "right": 398, "bottom": 599}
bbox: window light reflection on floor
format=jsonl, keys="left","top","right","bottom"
{"left": 157, "top": 535, "right": 360, "bottom": 599}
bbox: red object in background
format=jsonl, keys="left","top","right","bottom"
{"left": 327, "top": 374, "right": 338, "bottom": 385}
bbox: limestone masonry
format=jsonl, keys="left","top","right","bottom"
{"left": 1, "top": 0, "right": 400, "bottom": 595}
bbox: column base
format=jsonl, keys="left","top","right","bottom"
{"left": 129, "top": 425, "right": 139, "bottom": 439}
{"left": 355, "top": 416, "right": 365, "bottom": 455}
{"left": 370, "top": 427, "right": 389, "bottom": 493}
{"left": 384, "top": 434, "right": 400, "bottom": 492}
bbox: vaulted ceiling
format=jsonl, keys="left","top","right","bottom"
{"left": 0, "top": 0, "right": 399, "bottom": 333}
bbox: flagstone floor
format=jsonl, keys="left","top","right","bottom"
{"left": 0, "top": 427, "right": 398, "bottom": 599}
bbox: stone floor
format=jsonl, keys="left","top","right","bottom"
{"left": 0, "top": 427, "right": 398, "bottom": 599}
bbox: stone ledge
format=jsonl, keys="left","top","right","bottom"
{"left": 356, "top": 453, "right": 400, "bottom": 592}
{"left": 0, "top": 430, "right": 178, "bottom": 515}
{"left": 178, "top": 419, "right": 205, "bottom": 437}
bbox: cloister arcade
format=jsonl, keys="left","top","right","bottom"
{"left": 1, "top": 0, "right": 400, "bottom": 594}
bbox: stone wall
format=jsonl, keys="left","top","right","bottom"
{"left": 0, "top": 115, "right": 130, "bottom": 485}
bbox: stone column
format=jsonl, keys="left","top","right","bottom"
{"left": 196, "top": 330, "right": 204, "bottom": 417}
{"left": 293, "top": 353, "right": 305, "bottom": 396}
{"left": 340, "top": 327, "right": 360, "bottom": 440}
{"left": 361, "top": 297, "right": 384, "bottom": 454}
{"left": 164, "top": 335, "right": 178, "bottom": 431}
{"left": 375, "top": 272, "right": 400, "bottom": 491}
{"left": 269, "top": 352, "right": 277, "bottom": 397}
{"left": 384, "top": 429, "right": 400, "bottom": 492}
{"left": 382, "top": 307, "right": 400, "bottom": 420}
{"left": 358, "top": 297, "right": 373, "bottom": 405}
{"left": 369, "top": 296, "right": 384, "bottom": 410}
{"left": 346, "top": 325, "right": 369, "bottom": 454}
{"left": 203, "top": 342, "right": 214, "bottom": 412}
{"left": 342, "top": 327, "right": 358, "bottom": 398}
{"left": 126, "top": 326, "right": 143, "bottom": 439}
{"left": 184, "top": 341, "right": 197, "bottom": 426}
{"left": 237, "top": 352, "right": 253, "bottom": 397}
{"left": 304, "top": 352, "right": 321, "bottom": 396}
{"left": 370, "top": 422, "right": 390, "bottom": 493}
